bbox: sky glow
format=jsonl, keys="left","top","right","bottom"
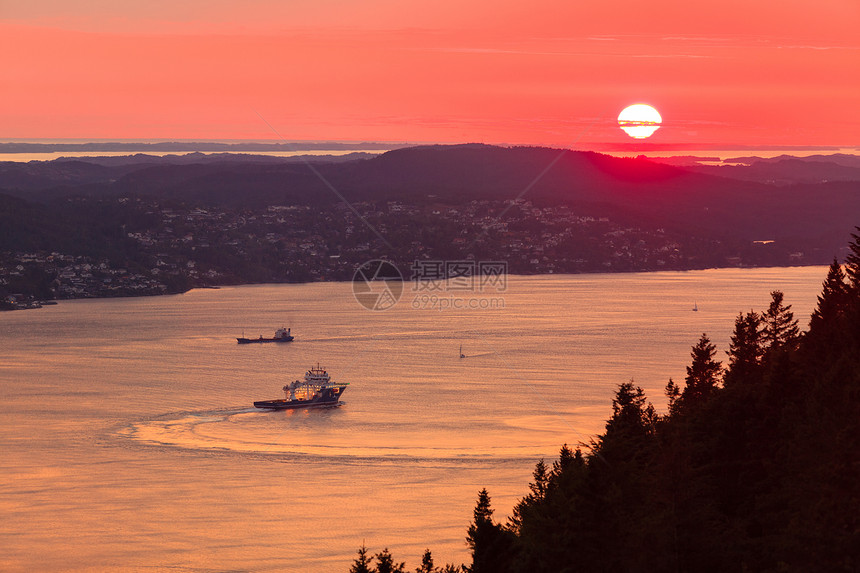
{"left": 1, "top": 0, "right": 858, "bottom": 146}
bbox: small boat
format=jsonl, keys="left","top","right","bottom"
{"left": 237, "top": 327, "right": 294, "bottom": 344}
{"left": 459, "top": 344, "right": 465, "bottom": 359}
{"left": 254, "top": 364, "right": 348, "bottom": 410}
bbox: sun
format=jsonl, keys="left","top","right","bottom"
{"left": 618, "top": 104, "right": 662, "bottom": 139}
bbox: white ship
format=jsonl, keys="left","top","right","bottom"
{"left": 253, "top": 365, "right": 348, "bottom": 410}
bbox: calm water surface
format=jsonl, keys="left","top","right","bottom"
{"left": 0, "top": 268, "right": 827, "bottom": 571}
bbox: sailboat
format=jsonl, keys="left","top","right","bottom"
{"left": 692, "top": 302, "right": 699, "bottom": 312}
{"left": 459, "top": 344, "right": 465, "bottom": 359}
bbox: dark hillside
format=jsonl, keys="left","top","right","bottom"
{"left": 460, "top": 233, "right": 860, "bottom": 573}
{"left": 355, "top": 233, "right": 860, "bottom": 573}
{"left": 2, "top": 145, "right": 858, "bottom": 272}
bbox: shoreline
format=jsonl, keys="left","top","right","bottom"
{"left": 2, "top": 262, "right": 830, "bottom": 311}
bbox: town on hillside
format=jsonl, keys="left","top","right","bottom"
{"left": 1, "top": 195, "right": 817, "bottom": 309}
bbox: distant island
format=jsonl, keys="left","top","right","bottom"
{"left": 0, "top": 140, "right": 407, "bottom": 153}
{"left": 2, "top": 144, "right": 859, "bottom": 308}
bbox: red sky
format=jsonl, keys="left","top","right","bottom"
{"left": 1, "top": 0, "right": 858, "bottom": 147}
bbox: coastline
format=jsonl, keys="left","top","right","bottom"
{"left": 2, "top": 263, "right": 831, "bottom": 311}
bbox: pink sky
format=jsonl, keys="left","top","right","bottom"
{"left": 1, "top": 0, "right": 858, "bottom": 147}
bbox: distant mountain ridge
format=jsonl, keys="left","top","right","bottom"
{"left": 1, "top": 144, "right": 858, "bottom": 261}
{"left": 0, "top": 141, "right": 403, "bottom": 153}
{"left": 680, "top": 157, "right": 860, "bottom": 185}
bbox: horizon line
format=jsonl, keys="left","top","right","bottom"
{"left": 1, "top": 139, "right": 858, "bottom": 152}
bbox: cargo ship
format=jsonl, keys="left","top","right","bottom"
{"left": 237, "top": 327, "right": 294, "bottom": 344}
{"left": 253, "top": 365, "right": 348, "bottom": 410}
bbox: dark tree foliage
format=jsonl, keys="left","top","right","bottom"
{"left": 762, "top": 290, "right": 801, "bottom": 351}
{"left": 350, "top": 543, "right": 373, "bottom": 573}
{"left": 806, "top": 258, "right": 851, "bottom": 363}
{"left": 606, "top": 381, "right": 652, "bottom": 433}
{"left": 374, "top": 548, "right": 406, "bottom": 573}
{"left": 551, "top": 443, "right": 575, "bottom": 476}
{"left": 725, "top": 311, "right": 764, "bottom": 386}
{"left": 465, "top": 489, "right": 516, "bottom": 573}
{"left": 811, "top": 258, "right": 850, "bottom": 326}
{"left": 680, "top": 334, "right": 722, "bottom": 406}
{"left": 846, "top": 227, "right": 860, "bottom": 290}
{"left": 415, "top": 549, "right": 434, "bottom": 573}
{"left": 598, "top": 380, "right": 658, "bottom": 461}
{"left": 664, "top": 378, "right": 680, "bottom": 414}
{"left": 528, "top": 459, "right": 549, "bottom": 501}
{"left": 471, "top": 488, "right": 493, "bottom": 526}
{"left": 459, "top": 236, "right": 860, "bottom": 573}
{"left": 842, "top": 228, "right": 860, "bottom": 349}
{"left": 349, "top": 545, "right": 463, "bottom": 573}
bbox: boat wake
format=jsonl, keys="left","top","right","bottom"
{"left": 460, "top": 351, "right": 496, "bottom": 358}
{"left": 114, "top": 407, "right": 555, "bottom": 463}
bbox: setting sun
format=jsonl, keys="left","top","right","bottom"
{"left": 618, "top": 104, "right": 662, "bottom": 139}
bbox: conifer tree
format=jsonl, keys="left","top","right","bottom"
{"left": 845, "top": 226, "right": 860, "bottom": 290}
{"left": 552, "top": 444, "right": 574, "bottom": 478}
{"left": 605, "top": 381, "right": 651, "bottom": 433}
{"left": 465, "top": 489, "right": 511, "bottom": 573}
{"left": 643, "top": 401, "right": 658, "bottom": 429}
{"left": 374, "top": 548, "right": 405, "bottom": 573}
{"left": 471, "top": 489, "right": 493, "bottom": 528}
{"left": 665, "top": 378, "right": 680, "bottom": 414}
{"left": 415, "top": 549, "right": 435, "bottom": 573}
{"left": 350, "top": 543, "right": 373, "bottom": 573}
{"left": 594, "top": 381, "right": 657, "bottom": 467}
{"left": 682, "top": 334, "right": 722, "bottom": 404}
{"left": 466, "top": 488, "right": 494, "bottom": 563}
{"left": 809, "top": 258, "right": 849, "bottom": 334}
{"left": 762, "top": 290, "right": 800, "bottom": 350}
{"left": 725, "top": 311, "right": 764, "bottom": 385}
{"left": 528, "top": 459, "right": 549, "bottom": 500}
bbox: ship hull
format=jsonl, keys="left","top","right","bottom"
{"left": 253, "top": 397, "right": 341, "bottom": 410}
{"left": 237, "top": 336, "right": 293, "bottom": 344}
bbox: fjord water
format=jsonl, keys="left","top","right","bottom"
{"left": 0, "top": 268, "right": 827, "bottom": 571}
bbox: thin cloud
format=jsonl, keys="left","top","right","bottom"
{"left": 775, "top": 44, "right": 859, "bottom": 50}
{"left": 631, "top": 53, "right": 713, "bottom": 58}
{"left": 433, "top": 46, "right": 714, "bottom": 59}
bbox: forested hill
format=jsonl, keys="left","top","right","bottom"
{"left": 349, "top": 233, "right": 860, "bottom": 573}
{"left": 463, "top": 234, "right": 860, "bottom": 573}
{"left": 3, "top": 145, "right": 859, "bottom": 249}
{"left": 2, "top": 145, "right": 859, "bottom": 304}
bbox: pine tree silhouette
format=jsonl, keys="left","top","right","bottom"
{"left": 682, "top": 333, "right": 722, "bottom": 405}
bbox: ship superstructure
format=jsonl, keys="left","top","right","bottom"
{"left": 253, "top": 365, "right": 348, "bottom": 410}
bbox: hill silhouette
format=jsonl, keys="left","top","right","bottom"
{"left": 2, "top": 144, "right": 858, "bottom": 264}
